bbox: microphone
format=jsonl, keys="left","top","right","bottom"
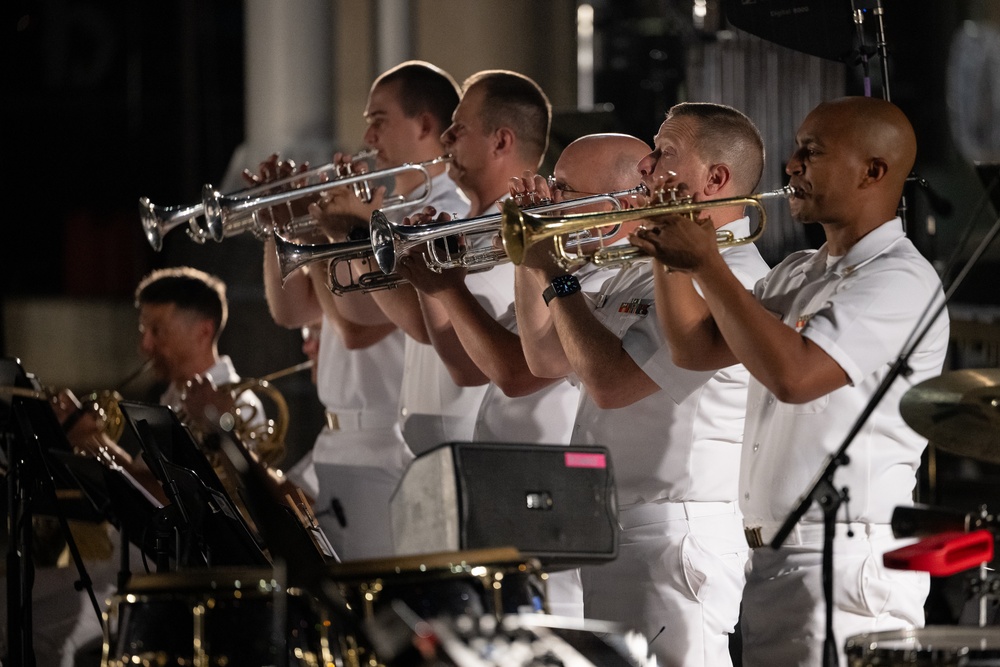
{"left": 907, "top": 173, "right": 954, "bottom": 217}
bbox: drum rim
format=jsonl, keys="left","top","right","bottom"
{"left": 845, "top": 625, "right": 1000, "bottom": 657}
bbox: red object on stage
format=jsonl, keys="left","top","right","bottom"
{"left": 883, "top": 530, "right": 995, "bottom": 576}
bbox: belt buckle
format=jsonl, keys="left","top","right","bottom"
{"left": 325, "top": 412, "right": 340, "bottom": 431}
{"left": 745, "top": 526, "right": 764, "bottom": 549}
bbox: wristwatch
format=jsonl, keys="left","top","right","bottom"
{"left": 542, "top": 274, "right": 581, "bottom": 306}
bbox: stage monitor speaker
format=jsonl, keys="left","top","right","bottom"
{"left": 721, "top": 0, "right": 859, "bottom": 62}
{"left": 390, "top": 442, "right": 618, "bottom": 565}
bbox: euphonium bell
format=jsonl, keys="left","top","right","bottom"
{"left": 185, "top": 360, "right": 314, "bottom": 468}
{"left": 500, "top": 186, "right": 796, "bottom": 269}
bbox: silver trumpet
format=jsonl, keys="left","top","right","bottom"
{"left": 138, "top": 149, "right": 377, "bottom": 251}
{"left": 139, "top": 199, "right": 209, "bottom": 252}
{"left": 273, "top": 232, "right": 405, "bottom": 295}
{"left": 199, "top": 154, "right": 451, "bottom": 244}
{"left": 370, "top": 185, "right": 649, "bottom": 275}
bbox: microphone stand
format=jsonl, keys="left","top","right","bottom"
{"left": 770, "top": 194, "right": 1000, "bottom": 667}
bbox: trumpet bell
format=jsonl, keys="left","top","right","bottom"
{"left": 139, "top": 197, "right": 207, "bottom": 251}
{"left": 501, "top": 186, "right": 795, "bottom": 269}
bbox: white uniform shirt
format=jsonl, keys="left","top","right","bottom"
{"left": 571, "top": 217, "right": 770, "bottom": 506}
{"left": 315, "top": 315, "right": 404, "bottom": 416}
{"left": 396, "top": 172, "right": 501, "bottom": 453}
{"left": 474, "top": 262, "right": 616, "bottom": 445}
{"left": 740, "top": 218, "right": 949, "bottom": 526}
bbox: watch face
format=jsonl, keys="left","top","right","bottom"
{"left": 553, "top": 275, "right": 580, "bottom": 296}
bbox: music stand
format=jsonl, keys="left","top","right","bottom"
{"left": 1, "top": 357, "right": 107, "bottom": 666}
{"left": 116, "top": 401, "right": 269, "bottom": 569}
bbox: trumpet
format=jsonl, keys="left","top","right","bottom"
{"left": 273, "top": 232, "right": 405, "bottom": 294}
{"left": 138, "top": 152, "right": 449, "bottom": 250}
{"left": 501, "top": 186, "right": 797, "bottom": 269}
{"left": 198, "top": 154, "right": 452, "bottom": 245}
{"left": 370, "top": 185, "right": 648, "bottom": 275}
{"left": 138, "top": 151, "right": 375, "bottom": 251}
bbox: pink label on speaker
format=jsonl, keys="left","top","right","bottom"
{"left": 565, "top": 452, "right": 606, "bottom": 469}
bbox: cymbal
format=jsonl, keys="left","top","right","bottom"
{"left": 900, "top": 369, "right": 1000, "bottom": 463}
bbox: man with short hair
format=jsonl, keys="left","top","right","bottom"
{"left": 260, "top": 60, "right": 468, "bottom": 560}
{"left": 135, "top": 266, "right": 265, "bottom": 433}
{"left": 516, "top": 103, "right": 770, "bottom": 666}
{"left": 632, "top": 96, "right": 949, "bottom": 666}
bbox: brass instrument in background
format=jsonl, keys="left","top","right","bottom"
{"left": 208, "top": 360, "right": 315, "bottom": 468}
{"left": 500, "top": 185, "right": 797, "bottom": 269}
{"left": 0, "top": 385, "right": 127, "bottom": 442}
{"left": 1, "top": 359, "right": 153, "bottom": 440}
{"left": 370, "top": 185, "right": 649, "bottom": 275}
{"left": 139, "top": 152, "right": 451, "bottom": 251}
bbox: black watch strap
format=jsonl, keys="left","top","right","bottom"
{"left": 542, "top": 274, "right": 581, "bottom": 306}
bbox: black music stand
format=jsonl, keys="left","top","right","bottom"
{"left": 1, "top": 357, "right": 108, "bottom": 667}
{"left": 116, "top": 400, "right": 270, "bottom": 569}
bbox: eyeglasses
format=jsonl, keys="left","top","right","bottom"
{"left": 546, "top": 176, "right": 603, "bottom": 199}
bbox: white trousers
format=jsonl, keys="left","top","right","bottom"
{"left": 741, "top": 524, "right": 929, "bottom": 667}
{"left": 312, "top": 423, "right": 412, "bottom": 562}
{"left": 580, "top": 501, "right": 747, "bottom": 667}
{"left": 545, "top": 568, "right": 585, "bottom": 619}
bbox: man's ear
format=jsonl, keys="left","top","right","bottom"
{"left": 417, "top": 112, "right": 436, "bottom": 141}
{"left": 196, "top": 317, "right": 217, "bottom": 347}
{"left": 863, "top": 157, "right": 889, "bottom": 185}
{"left": 704, "top": 163, "right": 732, "bottom": 196}
{"left": 493, "top": 127, "right": 515, "bottom": 157}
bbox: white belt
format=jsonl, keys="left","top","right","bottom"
{"left": 324, "top": 410, "right": 398, "bottom": 433}
{"left": 618, "top": 500, "right": 738, "bottom": 529}
{"left": 744, "top": 521, "right": 893, "bottom": 549}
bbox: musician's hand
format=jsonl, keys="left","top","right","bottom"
{"left": 179, "top": 375, "right": 236, "bottom": 433}
{"left": 520, "top": 235, "right": 569, "bottom": 284}
{"left": 50, "top": 388, "right": 82, "bottom": 424}
{"left": 309, "top": 185, "right": 384, "bottom": 241}
{"left": 331, "top": 151, "right": 369, "bottom": 179}
{"left": 50, "top": 389, "right": 102, "bottom": 451}
{"left": 397, "top": 250, "right": 467, "bottom": 296}
{"left": 400, "top": 206, "right": 442, "bottom": 227}
{"left": 509, "top": 171, "right": 552, "bottom": 207}
{"left": 629, "top": 213, "right": 716, "bottom": 272}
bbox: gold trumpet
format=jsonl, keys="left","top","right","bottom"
{"left": 370, "top": 185, "right": 648, "bottom": 275}
{"left": 501, "top": 186, "right": 796, "bottom": 269}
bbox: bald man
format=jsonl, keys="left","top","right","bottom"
{"left": 633, "top": 98, "right": 949, "bottom": 666}
{"left": 517, "top": 106, "right": 770, "bottom": 667}
{"left": 401, "top": 132, "right": 649, "bottom": 618}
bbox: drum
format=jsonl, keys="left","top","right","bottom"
{"left": 326, "top": 547, "right": 545, "bottom": 622}
{"left": 845, "top": 626, "right": 1000, "bottom": 666}
{"left": 102, "top": 568, "right": 335, "bottom": 667}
